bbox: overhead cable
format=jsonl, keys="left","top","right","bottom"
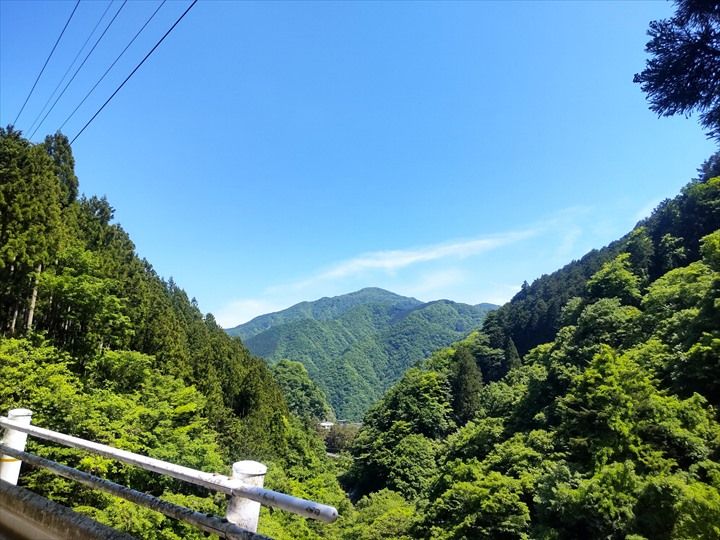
{"left": 26, "top": 0, "right": 114, "bottom": 136}
{"left": 12, "top": 0, "right": 80, "bottom": 126}
{"left": 59, "top": 0, "right": 167, "bottom": 132}
{"left": 71, "top": 0, "right": 198, "bottom": 144}
{"left": 29, "top": 0, "right": 128, "bottom": 140}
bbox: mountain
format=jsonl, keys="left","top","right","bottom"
{"left": 227, "top": 287, "right": 422, "bottom": 341}
{"left": 226, "top": 288, "right": 497, "bottom": 420}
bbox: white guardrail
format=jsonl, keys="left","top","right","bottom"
{"left": 0, "top": 409, "right": 338, "bottom": 540}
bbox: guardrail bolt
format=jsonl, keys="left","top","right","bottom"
{"left": 0, "top": 408, "right": 33, "bottom": 485}
{"left": 226, "top": 460, "right": 267, "bottom": 533}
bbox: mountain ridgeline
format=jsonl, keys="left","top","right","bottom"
{"left": 227, "top": 288, "right": 497, "bottom": 420}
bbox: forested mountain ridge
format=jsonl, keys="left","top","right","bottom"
{"left": 483, "top": 151, "right": 720, "bottom": 358}
{"left": 227, "top": 287, "right": 424, "bottom": 341}
{"left": 342, "top": 163, "right": 720, "bottom": 538}
{"left": 227, "top": 289, "right": 497, "bottom": 420}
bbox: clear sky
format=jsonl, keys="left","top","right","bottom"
{"left": 1, "top": 0, "right": 716, "bottom": 327}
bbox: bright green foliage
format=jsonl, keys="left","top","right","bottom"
{"left": 659, "top": 233, "right": 688, "bottom": 273}
{"left": 701, "top": 229, "right": 720, "bottom": 271}
{"left": 444, "top": 417, "right": 506, "bottom": 462}
{"left": 587, "top": 253, "right": 642, "bottom": 305}
{"left": 543, "top": 461, "right": 642, "bottom": 538}
{"left": 558, "top": 346, "right": 716, "bottom": 469}
{"left": 421, "top": 464, "right": 530, "bottom": 539}
{"left": 362, "top": 368, "right": 454, "bottom": 438}
{"left": 272, "top": 359, "right": 334, "bottom": 422}
{"left": 342, "top": 489, "right": 415, "bottom": 540}
{"left": 347, "top": 368, "right": 453, "bottom": 498}
{"left": 573, "top": 298, "right": 641, "bottom": 360}
{"left": 625, "top": 227, "right": 655, "bottom": 280}
{"left": 672, "top": 479, "right": 720, "bottom": 539}
{"left": 0, "top": 337, "right": 84, "bottom": 432}
{"left": 38, "top": 246, "right": 133, "bottom": 359}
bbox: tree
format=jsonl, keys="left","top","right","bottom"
{"left": 272, "top": 359, "right": 335, "bottom": 422}
{"left": 586, "top": 253, "right": 642, "bottom": 305}
{"left": 43, "top": 132, "right": 78, "bottom": 207}
{"left": 0, "top": 126, "right": 63, "bottom": 333}
{"left": 449, "top": 346, "right": 483, "bottom": 425}
{"left": 343, "top": 489, "right": 415, "bottom": 540}
{"left": 634, "top": 1, "right": 720, "bottom": 139}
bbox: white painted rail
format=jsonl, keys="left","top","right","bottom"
{"left": 0, "top": 410, "right": 339, "bottom": 538}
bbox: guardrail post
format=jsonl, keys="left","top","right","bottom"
{"left": 226, "top": 460, "right": 267, "bottom": 533}
{"left": 0, "top": 408, "right": 33, "bottom": 485}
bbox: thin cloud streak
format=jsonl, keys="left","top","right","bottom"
{"left": 270, "top": 228, "right": 540, "bottom": 294}
{"left": 215, "top": 212, "right": 591, "bottom": 326}
{"left": 219, "top": 229, "right": 538, "bottom": 326}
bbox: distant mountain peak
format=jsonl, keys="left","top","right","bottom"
{"left": 225, "top": 288, "right": 498, "bottom": 420}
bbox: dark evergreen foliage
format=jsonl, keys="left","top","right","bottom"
{"left": 634, "top": 0, "right": 720, "bottom": 139}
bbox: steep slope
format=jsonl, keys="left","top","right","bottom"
{"left": 344, "top": 166, "right": 720, "bottom": 539}
{"left": 228, "top": 289, "right": 497, "bottom": 420}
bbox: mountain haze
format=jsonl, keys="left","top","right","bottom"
{"left": 226, "top": 288, "right": 497, "bottom": 419}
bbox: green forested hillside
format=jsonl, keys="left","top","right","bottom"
{"left": 0, "top": 127, "right": 351, "bottom": 539}
{"left": 342, "top": 167, "right": 720, "bottom": 538}
{"left": 227, "top": 287, "right": 423, "bottom": 341}
{"left": 229, "top": 289, "right": 496, "bottom": 420}
{"left": 478, "top": 152, "right": 720, "bottom": 360}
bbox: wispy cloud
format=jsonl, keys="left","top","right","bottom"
{"left": 216, "top": 229, "right": 538, "bottom": 326}
{"left": 401, "top": 268, "right": 469, "bottom": 299}
{"left": 271, "top": 228, "right": 540, "bottom": 294}
{"left": 553, "top": 226, "right": 583, "bottom": 261}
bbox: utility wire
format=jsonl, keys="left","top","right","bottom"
{"left": 26, "top": 0, "right": 114, "bottom": 137}
{"left": 59, "top": 1, "right": 167, "bottom": 132}
{"left": 13, "top": 0, "right": 80, "bottom": 126}
{"left": 29, "top": 0, "right": 128, "bottom": 140}
{"left": 71, "top": 0, "right": 198, "bottom": 144}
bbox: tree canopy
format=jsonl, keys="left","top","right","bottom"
{"left": 634, "top": 0, "right": 720, "bottom": 139}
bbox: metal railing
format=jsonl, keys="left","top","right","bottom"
{"left": 0, "top": 409, "right": 338, "bottom": 539}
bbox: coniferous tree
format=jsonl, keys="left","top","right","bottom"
{"left": 0, "top": 127, "right": 62, "bottom": 334}
{"left": 634, "top": 0, "right": 720, "bottom": 139}
{"left": 450, "top": 346, "right": 483, "bottom": 426}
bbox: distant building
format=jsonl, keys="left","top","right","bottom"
{"left": 318, "top": 421, "right": 334, "bottom": 430}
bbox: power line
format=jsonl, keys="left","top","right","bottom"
{"left": 59, "top": 1, "right": 167, "bottom": 133}
{"left": 29, "top": 0, "right": 128, "bottom": 140}
{"left": 12, "top": 0, "right": 80, "bottom": 126}
{"left": 71, "top": 0, "right": 198, "bottom": 145}
{"left": 26, "top": 0, "right": 115, "bottom": 137}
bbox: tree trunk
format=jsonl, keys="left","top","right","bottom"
{"left": 26, "top": 264, "right": 41, "bottom": 332}
{"left": 10, "top": 304, "right": 18, "bottom": 335}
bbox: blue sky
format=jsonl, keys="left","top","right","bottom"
{"left": 1, "top": 1, "right": 715, "bottom": 327}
